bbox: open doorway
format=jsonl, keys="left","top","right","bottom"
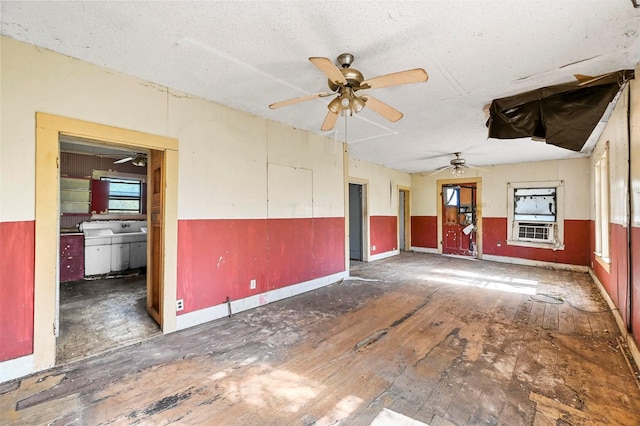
{"left": 349, "top": 183, "right": 364, "bottom": 261}
{"left": 399, "top": 188, "right": 410, "bottom": 251}
{"left": 34, "top": 112, "right": 178, "bottom": 372}
{"left": 56, "top": 137, "right": 160, "bottom": 364}
{"left": 441, "top": 183, "right": 478, "bottom": 258}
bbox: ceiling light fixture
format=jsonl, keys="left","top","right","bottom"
{"left": 451, "top": 166, "right": 464, "bottom": 178}
{"left": 328, "top": 87, "right": 367, "bottom": 117}
{"left": 328, "top": 97, "right": 341, "bottom": 114}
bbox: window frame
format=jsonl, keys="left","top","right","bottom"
{"left": 100, "top": 176, "right": 143, "bottom": 213}
{"left": 593, "top": 143, "right": 610, "bottom": 269}
{"left": 506, "top": 180, "right": 565, "bottom": 250}
{"left": 92, "top": 170, "right": 146, "bottom": 215}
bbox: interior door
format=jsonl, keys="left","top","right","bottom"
{"left": 442, "top": 184, "right": 477, "bottom": 256}
{"left": 147, "top": 149, "right": 164, "bottom": 325}
{"left": 349, "top": 183, "right": 363, "bottom": 260}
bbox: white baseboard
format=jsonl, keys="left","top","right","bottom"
{"left": 410, "top": 246, "right": 438, "bottom": 254}
{"left": 368, "top": 250, "right": 399, "bottom": 262}
{"left": 176, "top": 271, "right": 348, "bottom": 331}
{"left": 481, "top": 254, "right": 588, "bottom": 272}
{"left": 589, "top": 269, "right": 640, "bottom": 370}
{"left": 0, "top": 354, "right": 34, "bottom": 383}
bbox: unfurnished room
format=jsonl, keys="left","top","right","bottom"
{"left": 1, "top": 1, "right": 640, "bottom": 425}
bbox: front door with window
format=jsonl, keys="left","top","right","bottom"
{"left": 442, "top": 184, "right": 477, "bottom": 256}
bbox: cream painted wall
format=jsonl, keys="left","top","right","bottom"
{"left": 1, "top": 36, "right": 344, "bottom": 223}
{"left": 411, "top": 157, "right": 590, "bottom": 219}
{"left": 590, "top": 84, "right": 631, "bottom": 226}
{"left": 167, "top": 94, "right": 269, "bottom": 219}
{"left": 349, "top": 157, "right": 411, "bottom": 216}
{"left": 267, "top": 122, "right": 345, "bottom": 218}
{"left": 1, "top": 37, "right": 168, "bottom": 222}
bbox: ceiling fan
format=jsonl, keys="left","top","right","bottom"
{"left": 113, "top": 153, "right": 147, "bottom": 167}
{"left": 269, "top": 53, "right": 428, "bottom": 131}
{"left": 429, "top": 153, "right": 485, "bottom": 177}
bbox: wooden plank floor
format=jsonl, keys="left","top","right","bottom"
{"left": 2, "top": 252, "right": 639, "bottom": 425}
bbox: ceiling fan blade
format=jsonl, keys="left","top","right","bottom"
{"left": 114, "top": 157, "right": 133, "bottom": 164}
{"left": 361, "top": 68, "right": 428, "bottom": 90}
{"left": 269, "top": 92, "right": 333, "bottom": 109}
{"left": 309, "top": 57, "right": 347, "bottom": 85}
{"left": 429, "top": 165, "right": 452, "bottom": 176}
{"left": 362, "top": 96, "right": 403, "bottom": 122}
{"left": 321, "top": 110, "right": 339, "bottom": 131}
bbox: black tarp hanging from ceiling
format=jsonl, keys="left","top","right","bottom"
{"left": 486, "top": 70, "right": 634, "bottom": 152}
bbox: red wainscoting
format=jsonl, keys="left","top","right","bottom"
{"left": 411, "top": 216, "right": 438, "bottom": 248}
{"left": 611, "top": 223, "right": 630, "bottom": 327}
{"left": 0, "top": 221, "right": 35, "bottom": 362}
{"left": 177, "top": 217, "right": 345, "bottom": 315}
{"left": 483, "top": 218, "right": 590, "bottom": 266}
{"left": 370, "top": 216, "right": 398, "bottom": 255}
{"left": 590, "top": 221, "right": 616, "bottom": 302}
{"left": 592, "top": 222, "right": 631, "bottom": 328}
{"left": 632, "top": 226, "right": 640, "bottom": 348}
{"left": 267, "top": 219, "right": 315, "bottom": 290}
{"left": 313, "top": 217, "right": 347, "bottom": 278}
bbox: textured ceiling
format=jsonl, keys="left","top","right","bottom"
{"left": 2, "top": 1, "right": 639, "bottom": 172}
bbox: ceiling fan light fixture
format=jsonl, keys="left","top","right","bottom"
{"left": 328, "top": 97, "right": 342, "bottom": 114}
{"left": 452, "top": 166, "right": 464, "bottom": 178}
{"left": 351, "top": 96, "right": 366, "bottom": 113}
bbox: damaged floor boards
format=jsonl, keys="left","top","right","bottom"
{"left": 2, "top": 252, "right": 639, "bottom": 425}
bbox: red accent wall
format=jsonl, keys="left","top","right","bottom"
{"left": 370, "top": 216, "right": 397, "bottom": 255}
{"left": 411, "top": 216, "right": 438, "bottom": 248}
{"left": 0, "top": 221, "right": 35, "bottom": 362}
{"left": 591, "top": 222, "right": 630, "bottom": 327}
{"left": 611, "top": 224, "right": 629, "bottom": 326}
{"left": 483, "top": 217, "right": 590, "bottom": 266}
{"left": 632, "top": 226, "right": 640, "bottom": 347}
{"left": 267, "top": 219, "right": 315, "bottom": 289}
{"left": 177, "top": 217, "right": 345, "bottom": 314}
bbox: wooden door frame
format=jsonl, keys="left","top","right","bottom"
{"left": 398, "top": 186, "right": 411, "bottom": 251}
{"left": 436, "top": 177, "right": 483, "bottom": 257}
{"left": 35, "top": 113, "right": 178, "bottom": 372}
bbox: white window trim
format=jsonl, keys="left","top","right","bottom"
{"left": 593, "top": 144, "right": 610, "bottom": 269}
{"left": 506, "top": 180, "right": 565, "bottom": 250}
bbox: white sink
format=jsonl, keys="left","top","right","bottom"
{"left": 84, "top": 228, "right": 114, "bottom": 238}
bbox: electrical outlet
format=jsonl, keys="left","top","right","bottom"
{"left": 250, "top": 279, "right": 256, "bottom": 290}
{"left": 176, "top": 299, "right": 184, "bottom": 311}
{"left": 372, "top": 245, "right": 376, "bottom": 251}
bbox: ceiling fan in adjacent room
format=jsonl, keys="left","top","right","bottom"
{"left": 429, "top": 153, "right": 485, "bottom": 178}
{"left": 113, "top": 153, "right": 147, "bottom": 167}
{"left": 269, "top": 53, "right": 428, "bottom": 131}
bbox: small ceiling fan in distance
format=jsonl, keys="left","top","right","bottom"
{"left": 429, "top": 153, "right": 486, "bottom": 177}
{"left": 113, "top": 153, "right": 147, "bottom": 167}
{"left": 269, "top": 53, "right": 428, "bottom": 131}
